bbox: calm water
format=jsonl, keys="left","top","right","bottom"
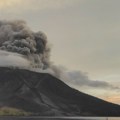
{"left": 0, "top": 117, "right": 119, "bottom": 120}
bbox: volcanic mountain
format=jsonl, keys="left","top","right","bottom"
{"left": 0, "top": 67, "right": 120, "bottom": 116}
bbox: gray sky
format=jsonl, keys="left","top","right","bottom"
{"left": 0, "top": 0, "right": 120, "bottom": 104}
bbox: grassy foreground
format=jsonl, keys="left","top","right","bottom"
{"left": 0, "top": 107, "right": 31, "bottom": 116}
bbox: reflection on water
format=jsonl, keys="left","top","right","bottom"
{"left": 0, "top": 117, "right": 119, "bottom": 120}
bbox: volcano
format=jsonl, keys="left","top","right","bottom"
{"left": 0, "top": 67, "right": 119, "bottom": 116}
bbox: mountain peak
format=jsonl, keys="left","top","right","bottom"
{"left": 0, "top": 67, "right": 119, "bottom": 116}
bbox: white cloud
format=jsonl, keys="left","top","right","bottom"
{"left": 0, "top": 50, "right": 30, "bottom": 68}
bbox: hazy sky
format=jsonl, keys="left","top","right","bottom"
{"left": 0, "top": 0, "right": 120, "bottom": 104}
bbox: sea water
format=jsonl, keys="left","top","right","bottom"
{"left": 0, "top": 117, "right": 119, "bottom": 120}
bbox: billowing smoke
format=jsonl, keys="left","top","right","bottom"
{"left": 0, "top": 20, "right": 119, "bottom": 91}
{"left": 0, "top": 20, "right": 50, "bottom": 69}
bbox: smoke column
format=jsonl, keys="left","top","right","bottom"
{"left": 0, "top": 20, "right": 51, "bottom": 69}
{"left": 0, "top": 20, "right": 118, "bottom": 90}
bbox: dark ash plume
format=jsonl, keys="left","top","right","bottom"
{"left": 0, "top": 20, "right": 119, "bottom": 91}
{"left": 0, "top": 20, "right": 51, "bottom": 69}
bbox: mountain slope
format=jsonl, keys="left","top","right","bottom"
{"left": 0, "top": 67, "right": 120, "bottom": 116}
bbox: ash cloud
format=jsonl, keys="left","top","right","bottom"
{"left": 52, "top": 66, "right": 119, "bottom": 90}
{"left": 0, "top": 20, "right": 50, "bottom": 69}
{"left": 0, "top": 20, "right": 118, "bottom": 91}
{"left": 65, "top": 71, "right": 116, "bottom": 89}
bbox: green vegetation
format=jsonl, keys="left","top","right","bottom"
{"left": 0, "top": 107, "right": 31, "bottom": 116}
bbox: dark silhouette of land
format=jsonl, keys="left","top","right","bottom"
{"left": 0, "top": 67, "right": 120, "bottom": 116}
